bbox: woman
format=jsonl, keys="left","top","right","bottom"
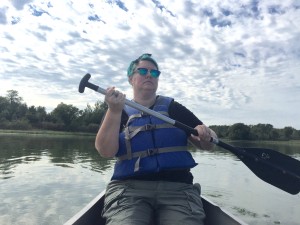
{"left": 95, "top": 53, "right": 217, "bottom": 225}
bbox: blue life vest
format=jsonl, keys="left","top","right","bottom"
{"left": 111, "top": 96, "right": 197, "bottom": 180}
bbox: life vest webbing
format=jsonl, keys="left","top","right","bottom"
{"left": 123, "top": 110, "right": 170, "bottom": 160}
{"left": 125, "top": 123, "right": 175, "bottom": 140}
{"left": 117, "top": 146, "right": 188, "bottom": 161}
{"left": 124, "top": 127, "right": 132, "bottom": 159}
{"left": 126, "top": 114, "right": 142, "bottom": 126}
{"left": 126, "top": 111, "right": 169, "bottom": 126}
{"left": 120, "top": 146, "right": 188, "bottom": 172}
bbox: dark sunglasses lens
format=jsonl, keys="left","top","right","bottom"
{"left": 150, "top": 70, "right": 160, "bottom": 78}
{"left": 138, "top": 68, "right": 148, "bottom": 75}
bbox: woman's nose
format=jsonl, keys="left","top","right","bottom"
{"left": 145, "top": 70, "right": 151, "bottom": 78}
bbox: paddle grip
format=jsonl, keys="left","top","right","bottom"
{"left": 79, "top": 73, "right": 100, "bottom": 93}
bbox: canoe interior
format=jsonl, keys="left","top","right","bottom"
{"left": 65, "top": 190, "right": 247, "bottom": 225}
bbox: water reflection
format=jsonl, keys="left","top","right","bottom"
{"left": 1, "top": 134, "right": 300, "bottom": 225}
{"left": 0, "top": 134, "right": 115, "bottom": 179}
{"left": 0, "top": 133, "right": 114, "bottom": 225}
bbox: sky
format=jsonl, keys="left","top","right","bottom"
{"left": 0, "top": 0, "right": 300, "bottom": 129}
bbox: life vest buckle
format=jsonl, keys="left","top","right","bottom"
{"left": 141, "top": 111, "right": 149, "bottom": 116}
{"left": 145, "top": 124, "right": 156, "bottom": 130}
{"left": 147, "top": 148, "right": 158, "bottom": 156}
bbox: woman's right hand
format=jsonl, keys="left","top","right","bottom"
{"left": 105, "top": 87, "right": 126, "bottom": 113}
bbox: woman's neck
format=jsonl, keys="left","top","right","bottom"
{"left": 134, "top": 94, "right": 157, "bottom": 108}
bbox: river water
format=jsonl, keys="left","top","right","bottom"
{"left": 0, "top": 133, "right": 299, "bottom": 225}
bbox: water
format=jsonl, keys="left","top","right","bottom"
{"left": 0, "top": 133, "right": 299, "bottom": 225}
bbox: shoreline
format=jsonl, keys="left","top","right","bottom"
{"left": 0, "top": 129, "right": 95, "bottom": 137}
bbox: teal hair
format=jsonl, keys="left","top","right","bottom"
{"left": 127, "top": 53, "right": 159, "bottom": 77}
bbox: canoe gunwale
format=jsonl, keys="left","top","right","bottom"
{"left": 201, "top": 195, "right": 248, "bottom": 225}
{"left": 64, "top": 190, "right": 106, "bottom": 225}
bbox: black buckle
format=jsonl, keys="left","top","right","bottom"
{"left": 145, "top": 124, "right": 155, "bottom": 130}
{"left": 147, "top": 148, "right": 158, "bottom": 156}
{"left": 141, "top": 112, "right": 149, "bottom": 116}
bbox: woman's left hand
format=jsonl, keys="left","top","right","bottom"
{"left": 191, "top": 124, "right": 212, "bottom": 142}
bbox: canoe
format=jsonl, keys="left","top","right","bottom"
{"left": 65, "top": 190, "right": 247, "bottom": 225}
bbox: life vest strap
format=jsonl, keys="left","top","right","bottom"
{"left": 125, "top": 123, "right": 175, "bottom": 140}
{"left": 126, "top": 110, "right": 169, "bottom": 126}
{"left": 117, "top": 146, "right": 188, "bottom": 161}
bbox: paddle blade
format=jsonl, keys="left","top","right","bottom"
{"left": 236, "top": 147, "right": 300, "bottom": 195}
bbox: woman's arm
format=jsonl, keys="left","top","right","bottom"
{"left": 169, "top": 100, "right": 218, "bottom": 151}
{"left": 95, "top": 87, "right": 125, "bottom": 158}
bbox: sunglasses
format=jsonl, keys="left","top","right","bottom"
{"left": 134, "top": 68, "right": 161, "bottom": 78}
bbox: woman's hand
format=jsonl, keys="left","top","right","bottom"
{"left": 191, "top": 124, "right": 212, "bottom": 142}
{"left": 105, "top": 87, "right": 126, "bottom": 113}
{"left": 189, "top": 124, "right": 217, "bottom": 150}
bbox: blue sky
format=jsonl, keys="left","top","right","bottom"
{"left": 1, "top": 0, "right": 300, "bottom": 129}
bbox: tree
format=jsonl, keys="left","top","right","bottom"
{"left": 91, "top": 101, "right": 107, "bottom": 124}
{"left": 76, "top": 101, "right": 107, "bottom": 132}
{"left": 250, "top": 124, "right": 274, "bottom": 140}
{"left": 26, "top": 106, "right": 39, "bottom": 124}
{"left": 282, "top": 126, "right": 294, "bottom": 140}
{"left": 0, "top": 96, "right": 9, "bottom": 121}
{"left": 79, "top": 101, "right": 107, "bottom": 125}
{"left": 228, "top": 123, "right": 250, "bottom": 140}
{"left": 25, "top": 106, "right": 47, "bottom": 125}
{"left": 6, "top": 90, "right": 23, "bottom": 104}
{"left": 5, "top": 90, "right": 27, "bottom": 121}
{"left": 209, "top": 125, "right": 229, "bottom": 138}
{"left": 36, "top": 106, "right": 47, "bottom": 122}
{"left": 270, "top": 129, "right": 280, "bottom": 140}
{"left": 291, "top": 129, "right": 300, "bottom": 139}
{"left": 51, "top": 103, "right": 80, "bottom": 129}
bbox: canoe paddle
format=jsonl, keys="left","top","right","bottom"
{"left": 79, "top": 73, "right": 300, "bottom": 195}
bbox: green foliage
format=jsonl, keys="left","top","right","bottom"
{"left": 227, "top": 123, "right": 250, "bottom": 140}
{"left": 209, "top": 123, "right": 300, "bottom": 141}
{"left": 0, "top": 119, "right": 32, "bottom": 130}
{"left": 26, "top": 105, "right": 47, "bottom": 124}
{"left": 78, "top": 101, "right": 107, "bottom": 125}
{"left": 0, "top": 90, "right": 107, "bottom": 133}
{"left": 51, "top": 102, "right": 80, "bottom": 129}
{"left": 283, "top": 126, "right": 294, "bottom": 139}
{"left": 249, "top": 123, "right": 272, "bottom": 140}
{"left": 208, "top": 125, "right": 229, "bottom": 138}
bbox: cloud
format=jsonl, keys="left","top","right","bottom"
{"left": 11, "top": 0, "right": 33, "bottom": 10}
{"left": 0, "top": 0, "right": 299, "bottom": 128}
{"left": 0, "top": 7, "right": 8, "bottom": 24}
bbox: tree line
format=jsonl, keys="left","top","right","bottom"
{"left": 0, "top": 90, "right": 299, "bottom": 140}
{"left": 0, "top": 90, "right": 107, "bottom": 133}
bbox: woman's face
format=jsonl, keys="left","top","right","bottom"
{"left": 129, "top": 60, "right": 159, "bottom": 95}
